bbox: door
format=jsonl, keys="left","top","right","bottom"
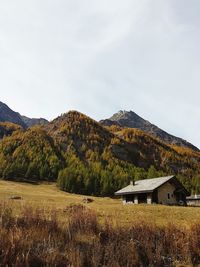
{"left": 138, "top": 193, "right": 147, "bottom": 204}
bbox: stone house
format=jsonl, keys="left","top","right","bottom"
{"left": 115, "top": 176, "right": 189, "bottom": 205}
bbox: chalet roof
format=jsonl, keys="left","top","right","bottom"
{"left": 115, "top": 176, "right": 176, "bottom": 195}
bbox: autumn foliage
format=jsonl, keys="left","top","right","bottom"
{"left": 0, "top": 111, "right": 200, "bottom": 195}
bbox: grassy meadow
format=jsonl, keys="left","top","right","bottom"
{"left": 0, "top": 180, "right": 200, "bottom": 266}
{"left": 0, "top": 180, "right": 199, "bottom": 227}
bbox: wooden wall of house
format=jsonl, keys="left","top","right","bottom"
{"left": 157, "top": 182, "right": 177, "bottom": 205}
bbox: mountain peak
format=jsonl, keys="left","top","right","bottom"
{"left": 106, "top": 110, "right": 151, "bottom": 129}
{"left": 110, "top": 110, "right": 134, "bottom": 119}
{"left": 47, "top": 110, "right": 105, "bottom": 132}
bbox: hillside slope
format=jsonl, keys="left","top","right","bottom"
{"left": 0, "top": 127, "right": 63, "bottom": 181}
{"left": 0, "top": 122, "right": 22, "bottom": 139}
{"left": 100, "top": 110, "right": 199, "bottom": 151}
{"left": 107, "top": 125, "right": 200, "bottom": 174}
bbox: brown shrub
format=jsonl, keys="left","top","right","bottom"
{"left": 67, "top": 204, "right": 99, "bottom": 236}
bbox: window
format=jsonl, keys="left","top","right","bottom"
{"left": 168, "top": 193, "right": 170, "bottom": 199}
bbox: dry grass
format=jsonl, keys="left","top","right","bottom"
{"left": 0, "top": 203, "right": 199, "bottom": 266}
{"left": 0, "top": 181, "right": 200, "bottom": 266}
{"left": 0, "top": 180, "right": 200, "bottom": 227}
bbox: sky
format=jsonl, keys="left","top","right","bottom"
{"left": 0, "top": 0, "right": 200, "bottom": 147}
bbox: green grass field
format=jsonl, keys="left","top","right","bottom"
{"left": 0, "top": 180, "right": 199, "bottom": 227}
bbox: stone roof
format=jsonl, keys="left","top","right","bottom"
{"left": 115, "top": 176, "right": 175, "bottom": 195}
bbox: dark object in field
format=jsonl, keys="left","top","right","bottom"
{"left": 82, "top": 198, "right": 94, "bottom": 203}
{"left": 14, "top": 178, "right": 39, "bottom": 185}
{"left": 9, "top": 196, "right": 22, "bottom": 200}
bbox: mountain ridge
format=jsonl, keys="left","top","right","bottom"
{"left": 0, "top": 100, "right": 199, "bottom": 152}
{"left": 0, "top": 102, "right": 26, "bottom": 128}
{"left": 100, "top": 110, "right": 199, "bottom": 151}
{"left": 0, "top": 101, "right": 48, "bottom": 128}
{"left": 21, "top": 115, "right": 49, "bottom": 127}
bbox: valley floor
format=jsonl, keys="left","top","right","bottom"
{"left": 0, "top": 180, "right": 200, "bottom": 266}
{"left": 0, "top": 180, "right": 199, "bottom": 227}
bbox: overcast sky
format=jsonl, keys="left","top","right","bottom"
{"left": 0, "top": 0, "right": 200, "bottom": 147}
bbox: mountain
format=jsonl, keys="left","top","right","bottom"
{"left": 44, "top": 111, "right": 138, "bottom": 165}
{"left": 100, "top": 110, "right": 199, "bottom": 151}
{"left": 44, "top": 111, "right": 200, "bottom": 194}
{"left": 0, "top": 100, "right": 198, "bottom": 152}
{"left": 0, "top": 101, "right": 26, "bottom": 128}
{"left": 21, "top": 116, "right": 48, "bottom": 127}
{"left": 46, "top": 111, "right": 200, "bottom": 176}
{"left": 0, "top": 101, "right": 48, "bottom": 128}
{"left": 0, "top": 109, "right": 200, "bottom": 195}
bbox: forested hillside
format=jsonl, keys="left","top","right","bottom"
{"left": 0, "top": 122, "right": 22, "bottom": 139}
{"left": 0, "top": 127, "right": 63, "bottom": 181}
{"left": 0, "top": 111, "right": 199, "bottom": 195}
{"left": 45, "top": 111, "right": 141, "bottom": 195}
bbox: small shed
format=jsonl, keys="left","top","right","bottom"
{"left": 186, "top": 195, "right": 200, "bottom": 206}
{"left": 115, "top": 176, "right": 189, "bottom": 205}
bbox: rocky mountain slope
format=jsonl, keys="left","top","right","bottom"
{"left": 0, "top": 101, "right": 48, "bottom": 128}
{"left": 0, "top": 102, "right": 26, "bottom": 128}
{"left": 21, "top": 116, "right": 48, "bottom": 127}
{"left": 100, "top": 110, "right": 199, "bottom": 151}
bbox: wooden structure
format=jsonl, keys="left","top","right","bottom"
{"left": 115, "top": 176, "right": 189, "bottom": 205}
{"left": 186, "top": 195, "right": 200, "bottom": 206}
